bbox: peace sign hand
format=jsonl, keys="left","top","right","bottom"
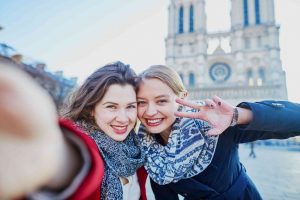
{"left": 175, "top": 96, "right": 235, "bottom": 136}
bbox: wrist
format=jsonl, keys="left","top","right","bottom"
{"left": 230, "top": 107, "right": 239, "bottom": 127}
{"left": 235, "top": 107, "right": 253, "bottom": 125}
{"left": 46, "top": 128, "right": 82, "bottom": 190}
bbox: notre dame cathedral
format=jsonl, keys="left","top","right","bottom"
{"left": 165, "top": 0, "right": 287, "bottom": 105}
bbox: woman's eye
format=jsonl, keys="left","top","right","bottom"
{"left": 157, "top": 99, "right": 168, "bottom": 104}
{"left": 127, "top": 105, "right": 137, "bottom": 109}
{"left": 137, "top": 101, "right": 146, "bottom": 106}
{"left": 106, "top": 105, "right": 116, "bottom": 109}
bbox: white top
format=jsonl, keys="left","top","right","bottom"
{"left": 121, "top": 172, "right": 141, "bottom": 200}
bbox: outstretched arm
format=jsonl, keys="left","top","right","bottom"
{"left": 0, "top": 62, "right": 81, "bottom": 199}
{"left": 175, "top": 96, "right": 253, "bottom": 136}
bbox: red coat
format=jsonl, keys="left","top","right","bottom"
{"left": 60, "top": 119, "right": 148, "bottom": 200}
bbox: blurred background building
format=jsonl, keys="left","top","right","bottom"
{"left": 166, "top": 0, "right": 287, "bottom": 105}
{"left": 166, "top": 0, "right": 298, "bottom": 145}
{"left": 0, "top": 42, "right": 77, "bottom": 108}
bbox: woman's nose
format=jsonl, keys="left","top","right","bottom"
{"left": 116, "top": 109, "right": 129, "bottom": 123}
{"left": 145, "top": 103, "right": 157, "bottom": 116}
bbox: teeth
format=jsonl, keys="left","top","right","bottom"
{"left": 112, "top": 126, "right": 126, "bottom": 130}
{"left": 147, "top": 119, "right": 162, "bottom": 123}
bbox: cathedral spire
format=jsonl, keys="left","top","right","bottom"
{"left": 231, "top": 0, "right": 276, "bottom": 29}
{"left": 167, "top": 0, "right": 206, "bottom": 36}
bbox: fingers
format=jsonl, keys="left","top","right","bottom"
{"left": 204, "top": 99, "right": 217, "bottom": 109}
{"left": 176, "top": 98, "right": 205, "bottom": 110}
{"left": 212, "top": 95, "right": 233, "bottom": 110}
{"left": 212, "top": 96, "right": 223, "bottom": 106}
{"left": 176, "top": 95, "right": 234, "bottom": 117}
{"left": 174, "top": 111, "right": 205, "bottom": 120}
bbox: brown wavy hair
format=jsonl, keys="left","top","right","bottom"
{"left": 61, "top": 61, "right": 138, "bottom": 123}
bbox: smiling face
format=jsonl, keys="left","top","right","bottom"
{"left": 92, "top": 84, "right": 137, "bottom": 141}
{"left": 137, "top": 78, "right": 179, "bottom": 137}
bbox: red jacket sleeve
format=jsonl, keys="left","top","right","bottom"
{"left": 59, "top": 119, "right": 104, "bottom": 200}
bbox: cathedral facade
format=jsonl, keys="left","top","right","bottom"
{"left": 165, "top": 0, "right": 287, "bottom": 105}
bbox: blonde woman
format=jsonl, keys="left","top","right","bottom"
{"left": 136, "top": 65, "right": 300, "bottom": 200}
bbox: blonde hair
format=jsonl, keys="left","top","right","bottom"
{"left": 138, "top": 65, "right": 186, "bottom": 96}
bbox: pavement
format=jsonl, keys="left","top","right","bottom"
{"left": 145, "top": 144, "right": 300, "bottom": 200}
{"left": 239, "top": 144, "right": 300, "bottom": 200}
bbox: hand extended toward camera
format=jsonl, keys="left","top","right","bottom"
{"left": 0, "top": 64, "right": 79, "bottom": 199}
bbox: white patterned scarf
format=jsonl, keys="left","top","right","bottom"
{"left": 76, "top": 120, "right": 145, "bottom": 200}
{"left": 138, "top": 109, "right": 219, "bottom": 185}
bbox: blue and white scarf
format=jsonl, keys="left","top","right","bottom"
{"left": 138, "top": 111, "right": 219, "bottom": 185}
{"left": 76, "top": 120, "right": 145, "bottom": 200}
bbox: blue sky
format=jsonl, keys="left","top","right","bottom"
{"left": 1, "top": 0, "right": 300, "bottom": 102}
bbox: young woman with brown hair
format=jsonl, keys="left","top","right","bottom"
{"left": 0, "top": 60, "right": 147, "bottom": 200}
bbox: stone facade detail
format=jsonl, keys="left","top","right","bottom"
{"left": 166, "top": 0, "right": 287, "bottom": 105}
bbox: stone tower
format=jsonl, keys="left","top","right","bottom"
{"left": 165, "top": 0, "right": 287, "bottom": 105}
